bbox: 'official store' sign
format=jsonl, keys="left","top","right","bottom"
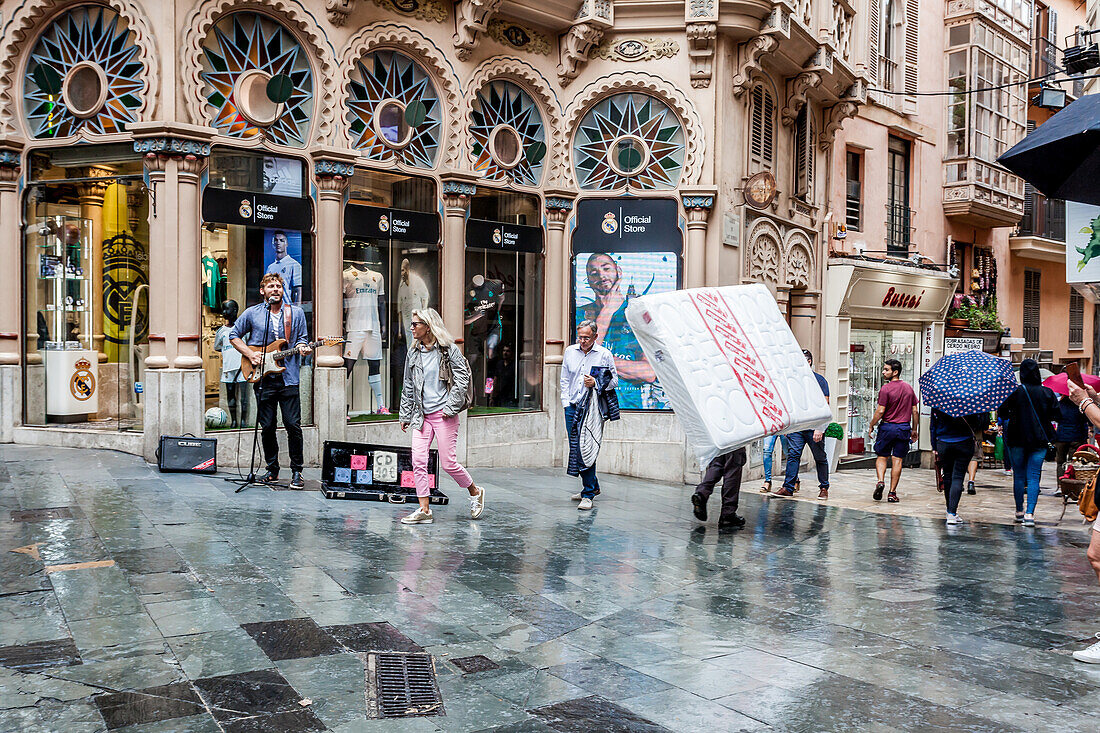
{"left": 345, "top": 204, "right": 440, "bottom": 243}
{"left": 202, "top": 187, "right": 313, "bottom": 231}
{"left": 574, "top": 197, "right": 681, "bottom": 253}
{"left": 465, "top": 218, "right": 543, "bottom": 253}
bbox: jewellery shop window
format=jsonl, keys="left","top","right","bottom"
{"left": 343, "top": 169, "right": 440, "bottom": 422}
{"left": 464, "top": 190, "right": 544, "bottom": 413}
{"left": 200, "top": 150, "right": 314, "bottom": 431}
{"left": 22, "top": 144, "right": 149, "bottom": 431}
{"left": 847, "top": 328, "right": 918, "bottom": 454}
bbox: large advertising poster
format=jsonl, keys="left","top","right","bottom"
{"left": 573, "top": 251, "right": 679, "bottom": 409}
{"left": 1066, "top": 201, "right": 1100, "bottom": 284}
{"left": 263, "top": 229, "right": 304, "bottom": 304}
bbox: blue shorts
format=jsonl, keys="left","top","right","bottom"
{"left": 874, "top": 422, "right": 912, "bottom": 458}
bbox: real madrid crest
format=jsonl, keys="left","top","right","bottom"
{"left": 239, "top": 199, "right": 253, "bottom": 219}
{"left": 70, "top": 358, "right": 96, "bottom": 401}
{"left": 602, "top": 211, "right": 618, "bottom": 235}
{"left": 379, "top": 214, "right": 390, "bottom": 233}
{"left": 492, "top": 228, "right": 502, "bottom": 245}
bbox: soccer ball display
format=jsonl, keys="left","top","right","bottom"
{"left": 204, "top": 407, "right": 230, "bottom": 429}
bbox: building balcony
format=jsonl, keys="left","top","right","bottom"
{"left": 943, "top": 159, "right": 1025, "bottom": 228}
{"left": 1011, "top": 192, "right": 1066, "bottom": 262}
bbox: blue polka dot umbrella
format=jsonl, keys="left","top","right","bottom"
{"left": 919, "top": 350, "right": 1019, "bottom": 418}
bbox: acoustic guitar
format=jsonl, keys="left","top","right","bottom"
{"left": 240, "top": 337, "right": 345, "bottom": 383}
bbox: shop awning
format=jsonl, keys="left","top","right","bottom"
{"left": 825, "top": 259, "right": 958, "bottom": 323}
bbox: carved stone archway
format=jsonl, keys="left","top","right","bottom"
{"left": 745, "top": 216, "right": 784, "bottom": 286}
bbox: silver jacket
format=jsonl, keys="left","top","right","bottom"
{"left": 399, "top": 343, "right": 470, "bottom": 430}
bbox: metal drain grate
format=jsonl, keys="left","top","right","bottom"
{"left": 366, "top": 652, "right": 443, "bottom": 719}
{"left": 10, "top": 507, "right": 73, "bottom": 522}
{"left": 451, "top": 654, "right": 499, "bottom": 674}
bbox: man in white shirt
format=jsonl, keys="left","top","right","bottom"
{"left": 560, "top": 320, "right": 617, "bottom": 510}
{"left": 266, "top": 231, "right": 302, "bottom": 304}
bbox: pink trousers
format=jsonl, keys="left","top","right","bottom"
{"left": 412, "top": 411, "right": 473, "bottom": 498}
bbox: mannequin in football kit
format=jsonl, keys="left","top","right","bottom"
{"left": 465, "top": 274, "right": 505, "bottom": 357}
{"left": 343, "top": 263, "right": 388, "bottom": 413}
{"left": 397, "top": 258, "right": 429, "bottom": 345}
{"left": 213, "top": 300, "right": 248, "bottom": 427}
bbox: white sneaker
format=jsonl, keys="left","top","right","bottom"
{"left": 578, "top": 498, "right": 593, "bottom": 510}
{"left": 571, "top": 492, "right": 583, "bottom": 501}
{"left": 1024, "top": 513, "right": 1035, "bottom": 527}
{"left": 400, "top": 507, "right": 433, "bottom": 524}
{"left": 469, "top": 486, "right": 485, "bottom": 520}
{"left": 1074, "top": 635, "right": 1100, "bottom": 663}
{"left": 946, "top": 512, "right": 962, "bottom": 525}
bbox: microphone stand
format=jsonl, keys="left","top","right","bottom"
{"left": 227, "top": 297, "right": 277, "bottom": 493}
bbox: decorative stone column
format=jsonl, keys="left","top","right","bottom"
{"left": 130, "top": 123, "right": 215, "bottom": 460}
{"left": 440, "top": 175, "right": 478, "bottom": 346}
{"left": 544, "top": 191, "right": 574, "bottom": 364}
{"left": 312, "top": 150, "right": 356, "bottom": 446}
{"left": 680, "top": 189, "right": 717, "bottom": 289}
{"left": 0, "top": 139, "right": 24, "bottom": 443}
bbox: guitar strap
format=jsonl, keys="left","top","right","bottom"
{"left": 283, "top": 305, "right": 292, "bottom": 345}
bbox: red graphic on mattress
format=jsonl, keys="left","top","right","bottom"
{"left": 688, "top": 289, "right": 792, "bottom": 435}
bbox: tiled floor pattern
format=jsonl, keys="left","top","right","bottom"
{"left": 2, "top": 445, "right": 1100, "bottom": 731}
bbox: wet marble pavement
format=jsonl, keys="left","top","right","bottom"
{"left": 2, "top": 445, "right": 1100, "bottom": 732}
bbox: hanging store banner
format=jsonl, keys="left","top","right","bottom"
{"left": 345, "top": 204, "right": 440, "bottom": 243}
{"left": 465, "top": 218, "right": 543, "bottom": 253}
{"left": 201, "top": 187, "right": 313, "bottom": 231}
{"left": 1066, "top": 201, "right": 1100, "bottom": 284}
{"left": 574, "top": 197, "right": 681, "bottom": 254}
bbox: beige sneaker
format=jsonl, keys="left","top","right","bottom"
{"left": 578, "top": 498, "right": 593, "bottom": 510}
{"left": 400, "top": 507, "right": 433, "bottom": 524}
{"left": 469, "top": 485, "right": 485, "bottom": 519}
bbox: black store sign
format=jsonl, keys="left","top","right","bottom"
{"left": 345, "top": 204, "right": 440, "bottom": 243}
{"left": 201, "top": 187, "right": 313, "bottom": 231}
{"left": 574, "top": 197, "right": 681, "bottom": 253}
{"left": 465, "top": 218, "right": 543, "bottom": 253}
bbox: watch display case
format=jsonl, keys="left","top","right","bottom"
{"left": 34, "top": 215, "right": 93, "bottom": 352}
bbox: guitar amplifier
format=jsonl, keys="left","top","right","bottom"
{"left": 157, "top": 435, "right": 218, "bottom": 474}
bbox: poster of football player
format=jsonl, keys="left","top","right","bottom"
{"left": 263, "top": 229, "right": 304, "bottom": 304}
{"left": 573, "top": 251, "right": 678, "bottom": 410}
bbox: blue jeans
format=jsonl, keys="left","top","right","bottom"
{"left": 1007, "top": 445, "right": 1046, "bottom": 514}
{"left": 783, "top": 430, "right": 830, "bottom": 492}
{"left": 762, "top": 434, "right": 788, "bottom": 483}
{"left": 564, "top": 405, "right": 600, "bottom": 499}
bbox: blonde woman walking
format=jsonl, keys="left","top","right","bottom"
{"left": 398, "top": 308, "right": 485, "bottom": 524}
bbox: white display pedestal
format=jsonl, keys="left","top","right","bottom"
{"left": 824, "top": 437, "right": 841, "bottom": 473}
{"left": 45, "top": 349, "right": 98, "bottom": 420}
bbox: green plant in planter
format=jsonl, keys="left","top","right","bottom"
{"left": 948, "top": 301, "right": 1003, "bottom": 331}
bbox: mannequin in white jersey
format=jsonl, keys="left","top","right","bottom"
{"left": 343, "top": 263, "right": 388, "bottom": 413}
{"left": 397, "top": 258, "right": 430, "bottom": 345}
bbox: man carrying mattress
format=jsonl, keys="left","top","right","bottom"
{"left": 771, "top": 350, "right": 831, "bottom": 500}
{"left": 561, "top": 320, "right": 618, "bottom": 510}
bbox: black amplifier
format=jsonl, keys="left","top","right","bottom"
{"left": 157, "top": 435, "right": 218, "bottom": 474}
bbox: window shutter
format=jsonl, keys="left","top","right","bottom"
{"left": 751, "top": 86, "right": 763, "bottom": 163}
{"left": 763, "top": 91, "right": 775, "bottom": 167}
{"left": 869, "top": 0, "right": 882, "bottom": 87}
{"left": 903, "top": 0, "right": 919, "bottom": 96}
{"left": 806, "top": 109, "right": 815, "bottom": 199}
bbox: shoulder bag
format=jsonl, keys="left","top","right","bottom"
{"left": 438, "top": 345, "right": 475, "bottom": 413}
{"left": 1021, "top": 385, "right": 1056, "bottom": 453}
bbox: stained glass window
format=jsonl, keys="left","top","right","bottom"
{"left": 23, "top": 6, "right": 144, "bottom": 138}
{"left": 471, "top": 81, "right": 545, "bottom": 186}
{"left": 347, "top": 50, "right": 441, "bottom": 169}
{"left": 573, "top": 93, "right": 684, "bottom": 191}
{"left": 199, "top": 12, "right": 314, "bottom": 148}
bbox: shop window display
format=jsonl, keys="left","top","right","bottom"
{"left": 22, "top": 146, "right": 149, "bottom": 430}
{"left": 848, "top": 328, "right": 918, "bottom": 453}
{"left": 464, "top": 191, "right": 543, "bottom": 412}
{"left": 200, "top": 151, "right": 313, "bottom": 430}
{"left": 343, "top": 170, "right": 440, "bottom": 422}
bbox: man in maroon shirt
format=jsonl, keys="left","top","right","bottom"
{"left": 867, "top": 358, "right": 919, "bottom": 503}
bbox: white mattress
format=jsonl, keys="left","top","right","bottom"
{"left": 625, "top": 284, "right": 833, "bottom": 468}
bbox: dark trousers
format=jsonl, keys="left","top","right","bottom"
{"left": 936, "top": 439, "right": 974, "bottom": 514}
{"left": 1055, "top": 440, "right": 1083, "bottom": 478}
{"left": 695, "top": 448, "right": 746, "bottom": 519}
{"left": 255, "top": 382, "right": 303, "bottom": 473}
{"left": 564, "top": 405, "right": 600, "bottom": 498}
{"left": 782, "top": 430, "right": 829, "bottom": 491}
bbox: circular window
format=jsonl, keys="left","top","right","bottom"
{"left": 233, "top": 69, "right": 283, "bottom": 126}
{"left": 488, "top": 125, "right": 523, "bottom": 169}
{"left": 608, "top": 135, "right": 649, "bottom": 177}
{"left": 373, "top": 99, "right": 413, "bottom": 148}
{"left": 62, "top": 62, "right": 108, "bottom": 119}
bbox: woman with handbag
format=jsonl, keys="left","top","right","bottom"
{"left": 398, "top": 308, "right": 484, "bottom": 525}
{"left": 1065, "top": 379, "right": 1100, "bottom": 663}
{"left": 997, "top": 359, "right": 1059, "bottom": 526}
